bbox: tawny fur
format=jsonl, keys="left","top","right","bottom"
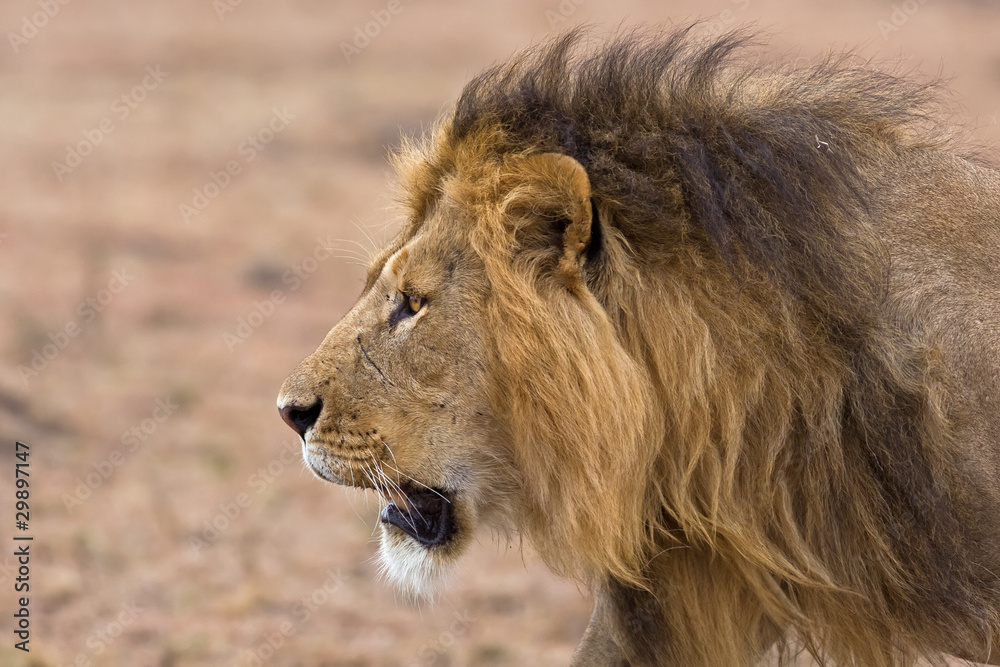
{"left": 280, "top": 28, "right": 1000, "bottom": 666}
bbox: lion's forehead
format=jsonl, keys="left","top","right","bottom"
{"left": 389, "top": 215, "right": 482, "bottom": 281}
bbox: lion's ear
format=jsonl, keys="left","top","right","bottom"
{"left": 519, "top": 152, "right": 600, "bottom": 290}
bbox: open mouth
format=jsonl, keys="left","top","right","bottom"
{"left": 380, "top": 484, "right": 455, "bottom": 548}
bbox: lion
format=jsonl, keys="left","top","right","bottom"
{"left": 277, "top": 29, "right": 1000, "bottom": 666}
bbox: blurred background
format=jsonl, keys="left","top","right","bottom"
{"left": 0, "top": 1, "right": 997, "bottom": 665}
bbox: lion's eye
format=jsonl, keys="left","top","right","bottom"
{"left": 389, "top": 292, "right": 426, "bottom": 328}
{"left": 405, "top": 294, "right": 426, "bottom": 315}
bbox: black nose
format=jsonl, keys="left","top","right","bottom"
{"left": 279, "top": 399, "right": 322, "bottom": 438}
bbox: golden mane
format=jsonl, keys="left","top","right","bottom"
{"left": 391, "top": 29, "right": 1000, "bottom": 665}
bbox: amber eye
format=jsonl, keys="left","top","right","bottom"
{"left": 406, "top": 294, "right": 426, "bottom": 315}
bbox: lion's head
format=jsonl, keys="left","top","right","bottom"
{"left": 277, "top": 143, "right": 658, "bottom": 599}
{"left": 279, "top": 29, "right": 1000, "bottom": 666}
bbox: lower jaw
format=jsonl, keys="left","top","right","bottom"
{"left": 379, "top": 487, "right": 456, "bottom": 548}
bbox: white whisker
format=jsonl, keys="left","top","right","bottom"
{"left": 352, "top": 221, "right": 382, "bottom": 257}
{"left": 380, "top": 459, "right": 452, "bottom": 505}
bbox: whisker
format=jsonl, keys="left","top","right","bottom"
{"left": 327, "top": 236, "right": 376, "bottom": 259}
{"left": 351, "top": 221, "right": 381, "bottom": 257}
{"left": 369, "top": 435, "right": 409, "bottom": 502}
{"left": 343, "top": 486, "right": 370, "bottom": 528}
{"left": 359, "top": 460, "right": 381, "bottom": 513}
{"left": 373, "top": 458, "right": 425, "bottom": 533}
{"left": 367, "top": 449, "right": 426, "bottom": 526}
{"left": 373, "top": 433, "right": 401, "bottom": 471}
{"left": 331, "top": 251, "right": 370, "bottom": 265}
{"left": 331, "top": 243, "right": 370, "bottom": 255}
{"left": 380, "top": 460, "right": 452, "bottom": 505}
{"left": 333, "top": 254, "right": 369, "bottom": 269}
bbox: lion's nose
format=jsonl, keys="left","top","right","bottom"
{"left": 278, "top": 398, "right": 323, "bottom": 438}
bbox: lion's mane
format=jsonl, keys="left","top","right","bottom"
{"left": 393, "top": 29, "right": 1000, "bottom": 666}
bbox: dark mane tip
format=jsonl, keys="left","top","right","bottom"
{"left": 448, "top": 27, "right": 951, "bottom": 323}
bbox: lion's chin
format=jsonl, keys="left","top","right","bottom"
{"left": 376, "top": 487, "right": 476, "bottom": 601}
{"left": 377, "top": 522, "right": 461, "bottom": 601}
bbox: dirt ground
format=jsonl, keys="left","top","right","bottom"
{"left": 0, "top": 1, "right": 998, "bottom": 665}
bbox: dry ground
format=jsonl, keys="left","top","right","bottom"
{"left": 0, "top": 0, "right": 998, "bottom": 665}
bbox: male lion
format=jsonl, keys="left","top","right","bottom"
{"left": 278, "top": 30, "right": 1000, "bottom": 666}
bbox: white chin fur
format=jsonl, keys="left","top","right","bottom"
{"left": 376, "top": 524, "right": 457, "bottom": 601}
